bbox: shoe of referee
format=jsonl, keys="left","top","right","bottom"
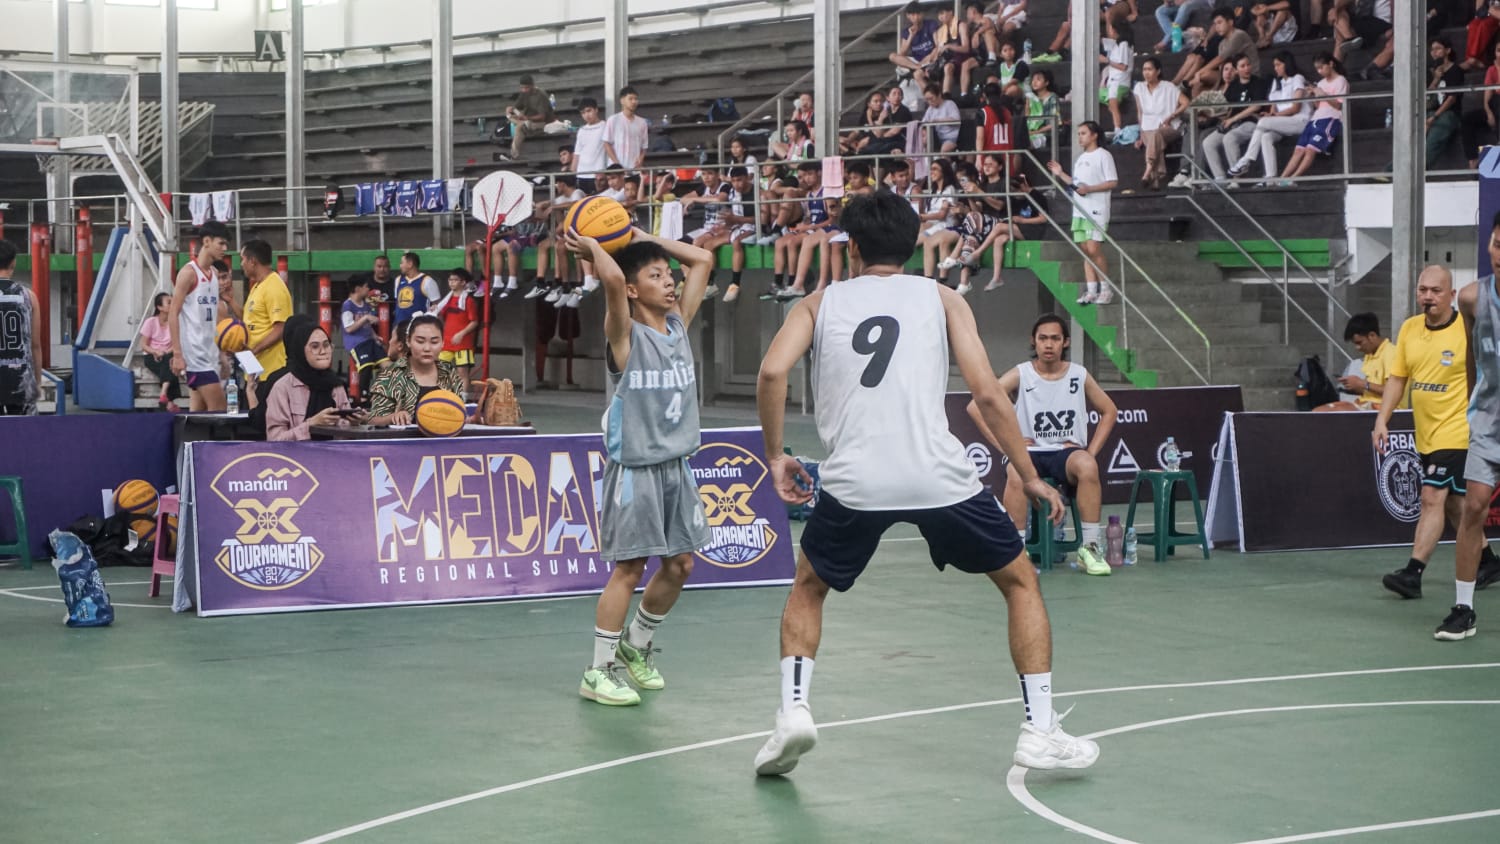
{"left": 1382, "top": 566, "right": 1422, "bottom": 599}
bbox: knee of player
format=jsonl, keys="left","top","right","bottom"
{"left": 1069, "top": 451, "right": 1100, "bottom": 482}
{"left": 1462, "top": 487, "right": 1492, "bottom": 518}
{"left": 662, "top": 553, "right": 695, "bottom": 582}
{"left": 613, "top": 559, "right": 649, "bottom": 584}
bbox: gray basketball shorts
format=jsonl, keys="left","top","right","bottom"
{"left": 599, "top": 456, "right": 712, "bottom": 563}
{"left": 1465, "top": 446, "right": 1500, "bottom": 491}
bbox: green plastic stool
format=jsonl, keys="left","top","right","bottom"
{"left": 0, "top": 476, "right": 32, "bottom": 570}
{"left": 1124, "top": 470, "right": 1209, "bottom": 562}
{"left": 1024, "top": 481, "right": 1083, "bottom": 571}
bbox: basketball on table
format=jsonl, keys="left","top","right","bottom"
{"left": 113, "top": 479, "right": 159, "bottom": 519}
{"left": 567, "top": 196, "right": 633, "bottom": 254}
{"left": 217, "top": 318, "right": 249, "bottom": 353}
{"left": 416, "top": 389, "right": 467, "bottom": 437}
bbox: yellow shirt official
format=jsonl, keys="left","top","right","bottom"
{"left": 1359, "top": 338, "right": 1407, "bottom": 410}
{"left": 1388, "top": 312, "right": 1468, "bottom": 454}
{"left": 245, "top": 271, "right": 292, "bottom": 374}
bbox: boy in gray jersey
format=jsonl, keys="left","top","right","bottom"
{"left": 563, "top": 227, "right": 714, "bottom": 706}
{"left": 1445, "top": 214, "right": 1500, "bottom": 641}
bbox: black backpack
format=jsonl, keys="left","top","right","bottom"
{"left": 60, "top": 513, "right": 153, "bottom": 567}
{"left": 706, "top": 97, "right": 739, "bottom": 123}
{"left": 1295, "top": 355, "right": 1339, "bottom": 410}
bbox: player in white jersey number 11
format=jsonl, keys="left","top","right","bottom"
{"left": 753, "top": 189, "right": 1101, "bottom": 776}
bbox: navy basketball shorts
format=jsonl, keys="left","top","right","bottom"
{"left": 1027, "top": 447, "right": 1084, "bottom": 495}
{"left": 185, "top": 370, "right": 221, "bottom": 390}
{"left": 800, "top": 489, "right": 1026, "bottom": 592}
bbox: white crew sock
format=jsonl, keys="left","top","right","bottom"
{"left": 582, "top": 274, "right": 600, "bottom": 291}
{"left": 506, "top": 276, "right": 518, "bottom": 290}
{"left": 491, "top": 275, "right": 502, "bottom": 288}
{"left": 626, "top": 605, "right": 666, "bottom": 648}
{"left": 781, "top": 656, "right": 814, "bottom": 713}
{"left": 1081, "top": 522, "right": 1101, "bottom": 546}
{"left": 1086, "top": 282, "right": 1099, "bottom": 296}
{"left": 1457, "top": 580, "right": 1476, "bottom": 608}
{"left": 1019, "top": 672, "right": 1055, "bottom": 731}
{"left": 593, "top": 627, "right": 621, "bottom": 668}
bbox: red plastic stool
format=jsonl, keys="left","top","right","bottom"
{"left": 150, "top": 494, "right": 180, "bottom": 598}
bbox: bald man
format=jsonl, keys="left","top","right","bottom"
{"left": 1373, "top": 265, "right": 1500, "bottom": 619}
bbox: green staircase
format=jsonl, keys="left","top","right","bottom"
{"left": 1005, "top": 241, "right": 1158, "bottom": 389}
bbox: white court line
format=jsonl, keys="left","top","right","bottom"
{"left": 0, "top": 588, "right": 170, "bottom": 609}
{"left": 297, "top": 663, "right": 1500, "bottom": 843}
{"left": 1234, "top": 808, "right": 1500, "bottom": 844}
{"left": 1006, "top": 701, "right": 1500, "bottom": 844}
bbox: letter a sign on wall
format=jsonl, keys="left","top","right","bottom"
{"left": 255, "top": 30, "right": 285, "bottom": 63}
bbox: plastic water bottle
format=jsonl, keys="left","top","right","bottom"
{"left": 1023, "top": 39, "right": 1033, "bottom": 63}
{"left": 225, "top": 379, "right": 239, "bottom": 414}
{"left": 1124, "top": 527, "right": 1138, "bottom": 566}
{"left": 548, "top": 93, "right": 557, "bottom": 109}
{"left": 1162, "top": 437, "right": 1181, "bottom": 472}
{"left": 1384, "top": 108, "right": 1392, "bottom": 130}
{"left": 1106, "top": 515, "right": 1125, "bottom": 567}
{"left": 662, "top": 113, "right": 671, "bottom": 126}
{"left": 1171, "top": 24, "right": 1183, "bottom": 54}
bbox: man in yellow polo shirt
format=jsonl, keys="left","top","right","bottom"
{"left": 240, "top": 239, "right": 291, "bottom": 375}
{"left": 1338, "top": 312, "right": 1406, "bottom": 410}
{"left": 1373, "top": 265, "right": 1500, "bottom": 605}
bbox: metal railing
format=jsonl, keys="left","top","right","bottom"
{"left": 1165, "top": 152, "right": 1354, "bottom": 368}
{"left": 1181, "top": 81, "right": 1500, "bottom": 187}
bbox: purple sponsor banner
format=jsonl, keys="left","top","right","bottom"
{"left": 0, "top": 413, "right": 174, "bottom": 557}
{"left": 188, "top": 427, "right": 794, "bottom": 616}
{"left": 944, "top": 386, "right": 1243, "bottom": 505}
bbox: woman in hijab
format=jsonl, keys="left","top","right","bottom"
{"left": 265, "top": 314, "right": 360, "bottom": 440}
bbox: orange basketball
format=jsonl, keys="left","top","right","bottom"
{"left": 567, "top": 196, "right": 633, "bottom": 254}
{"left": 1313, "top": 401, "right": 1360, "bottom": 413}
{"left": 130, "top": 516, "right": 157, "bottom": 547}
{"left": 113, "top": 479, "right": 158, "bottom": 518}
{"left": 415, "top": 389, "right": 467, "bottom": 437}
{"left": 217, "top": 318, "right": 249, "bottom": 353}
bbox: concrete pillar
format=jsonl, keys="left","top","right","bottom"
{"left": 1069, "top": 0, "right": 1098, "bottom": 148}
{"left": 432, "top": 0, "right": 453, "bottom": 247}
{"left": 285, "top": 0, "right": 305, "bottom": 250}
{"left": 812, "top": 0, "right": 841, "bottom": 159}
{"left": 1389, "top": 0, "right": 1425, "bottom": 330}
{"left": 603, "top": 0, "right": 628, "bottom": 115}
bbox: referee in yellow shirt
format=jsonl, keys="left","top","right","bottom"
{"left": 1373, "top": 266, "right": 1500, "bottom": 607}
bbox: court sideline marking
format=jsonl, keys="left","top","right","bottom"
{"left": 1006, "top": 700, "right": 1500, "bottom": 844}
{"left": 297, "top": 662, "right": 1500, "bottom": 843}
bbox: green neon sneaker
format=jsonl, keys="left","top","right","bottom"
{"left": 615, "top": 638, "right": 665, "bottom": 690}
{"left": 1077, "top": 542, "right": 1111, "bottom": 576}
{"left": 579, "top": 664, "right": 642, "bottom": 706}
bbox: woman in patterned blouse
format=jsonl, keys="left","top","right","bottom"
{"left": 368, "top": 314, "right": 467, "bottom": 426}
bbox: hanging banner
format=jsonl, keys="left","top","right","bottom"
{"left": 944, "top": 386, "right": 1243, "bottom": 504}
{"left": 1207, "top": 411, "right": 1500, "bottom": 552}
{"left": 181, "top": 427, "right": 794, "bottom": 616}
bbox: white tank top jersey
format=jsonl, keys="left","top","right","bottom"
{"left": 180, "top": 261, "right": 220, "bottom": 372}
{"left": 1014, "top": 361, "right": 1090, "bottom": 451}
{"left": 812, "top": 275, "right": 983, "bottom": 510}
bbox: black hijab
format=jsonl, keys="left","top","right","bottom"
{"left": 284, "top": 314, "right": 343, "bottom": 417}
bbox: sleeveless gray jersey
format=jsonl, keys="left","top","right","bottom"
{"left": 603, "top": 312, "right": 701, "bottom": 466}
{"left": 0, "top": 277, "right": 37, "bottom": 411}
{"left": 1470, "top": 276, "right": 1500, "bottom": 463}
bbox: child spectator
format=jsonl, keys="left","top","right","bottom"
{"left": 603, "top": 86, "right": 649, "bottom": 171}
{"left": 1278, "top": 53, "right": 1346, "bottom": 185}
{"left": 1100, "top": 9, "right": 1135, "bottom": 132}
{"left": 340, "top": 275, "right": 386, "bottom": 401}
{"left": 1048, "top": 121, "right": 1117, "bottom": 304}
{"left": 433, "top": 267, "right": 481, "bottom": 390}
{"left": 996, "top": 40, "right": 1031, "bottom": 91}
{"left": 573, "top": 97, "right": 609, "bottom": 193}
{"left": 1026, "top": 70, "right": 1061, "bottom": 152}
{"left": 139, "top": 291, "right": 180, "bottom": 410}
{"left": 702, "top": 166, "right": 758, "bottom": 304}
{"left": 890, "top": 1, "right": 940, "bottom": 88}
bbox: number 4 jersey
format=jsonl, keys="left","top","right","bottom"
{"left": 812, "top": 275, "right": 981, "bottom": 510}
{"left": 603, "top": 311, "right": 701, "bottom": 467}
{"left": 1014, "top": 361, "right": 1089, "bottom": 451}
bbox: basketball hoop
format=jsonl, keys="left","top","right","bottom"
{"left": 471, "top": 171, "right": 535, "bottom": 381}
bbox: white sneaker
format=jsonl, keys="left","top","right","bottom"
{"left": 755, "top": 704, "right": 818, "bottom": 776}
{"left": 524, "top": 285, "right": 547, "bottom": 299}
{"left": 983, "top": 278, "right": 1005, "bottom": 291}
{"left": 1168, "top": 172, "right": 1191, "bottom": 188}
{"left": 955, "top": 282, "right": 972, "bottom": 295}
{"left": 1013, "top": 709, "right": 1100, "bottom": 770}
{"left": 1076, "top": 292, "right": 1096, "bottom": 304}
{"left": 1093, "top": 287, "right": 1114, "bottom": 305}
{"left": 938, "top": 256, "right": 960, "bottom": 272}
{"left": 722, "top": 284, "right": 741, "bottom": 303}
{"left": 543, "top": 287, "right": 562, "bottom": 303}
{"left": 703, "top": 283, "right": 719, "bottom": 299}
{"left": 563, "top": 292, "right": 582, "bottom": 308}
